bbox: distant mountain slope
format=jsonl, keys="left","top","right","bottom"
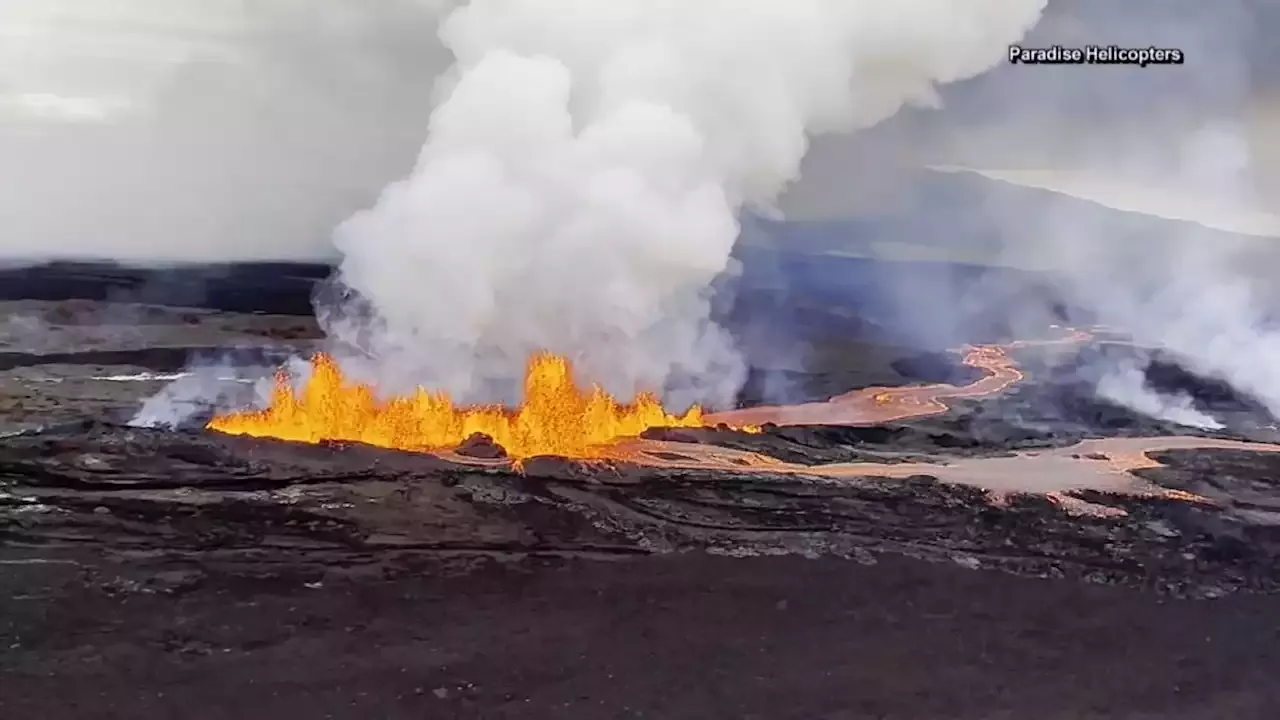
{"left": 730, "top": 166, "right": 1280, "bottom": 349}
{"left": 747, "top": 167, "right": 1280, "bottom": 271}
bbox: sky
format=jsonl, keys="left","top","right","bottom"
{"left": 0, "top": 0, "right": 448, "bottom": 262}
{"left": 0, "top": 0, "right": 1276, "bottom": 262}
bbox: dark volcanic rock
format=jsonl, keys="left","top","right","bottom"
{"left": 0, "top": 262, "right": 330, "bottom": 315}
{"left": 456, "top": 433, "right": 508, "bottom": 459}
{"left": 890, "top": 351, "right": 984, "bottom": 385}
{"left": 1143, "top": 358, "right": 1264, "bottom": 412}
{"left": 1136, "top": 449, "right": 1280, "bottom": 511}
{"left": 971, "top": 377, "right": 1229, "bottom": 440}
{"left": 3, "top": 422, "right": 1280, "bottom": 598}
{"left": 0, "top": 344, "right": 297, "bottom": 373}
{"left": 645, "top": 410, "right": 1064, "bottom": 465}
{"left": 641, "top": 425, "right": 923, "bottom": 465}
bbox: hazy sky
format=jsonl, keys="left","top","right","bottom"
{"left": 787, "top": 0, "right": 1278, "bottom": 231}
{"left": 1, "top": 0, "right": 1276, "bottom": 261}
{"left": 0, "top": 0, "right": 244, "bottom": 118}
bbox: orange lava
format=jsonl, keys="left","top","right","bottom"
{"left": 705, "top": 330, "right": 1091, "bottom": 427}
{"left": 207, "top": 352, "right": 724, "bottom": 459}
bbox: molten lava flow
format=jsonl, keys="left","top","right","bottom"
{"left": 704, "top": 330, "right": 1094, "bottom": 428}
{"left": 208, "top": 352, "right": 715, "bottom": 459}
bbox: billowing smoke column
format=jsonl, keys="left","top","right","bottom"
{"left": 319, "top": 0, "right": 1048, "bottom": 409}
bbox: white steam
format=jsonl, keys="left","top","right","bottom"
{"left": 1021, "top": 121, "right": 1280, "bottom": 426}
{"left": 324, "top": 0, "right": 1047, "bottom": 408}
{"left": 1096, "top": 360, "right": 1223, "bottom": 430}
{"left": 130, "top": 355, "right": 310, "bottom": 428}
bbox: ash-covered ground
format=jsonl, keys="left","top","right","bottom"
{"left": 6, "top": 261, "right": 1280, "bottom": 719}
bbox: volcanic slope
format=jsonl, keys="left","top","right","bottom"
{"left": 2, "top": 262, "right": 1280, "bottom": 596}
{"left": 9, "top": 262, "right": 1280, "bottom": 717}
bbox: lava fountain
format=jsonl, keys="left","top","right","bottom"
{"left": 207, "top": 352, "right": 740, "bottom": 459}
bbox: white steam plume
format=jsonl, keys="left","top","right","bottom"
{"left": 1075, "top": 121, "right": 1280, "bottom": 423}
{"left": 129, "top": 355, "right": 311, "bottom": 428}
{"left": 1096, "top": 359, "right": 1223, "bottom": 430}
{"left": 323, "top": 0, "right": 1047, "bottom": 409}
{"left": 994, "top": 121, "right": 1280, "bottom": 424}
{"left": 987, "top": 1, "right": 1280, "bottom": 429}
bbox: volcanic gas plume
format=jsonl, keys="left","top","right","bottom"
{"left": 314, "top": 0, "right": 1048, "bottom": 410}
{"left": 149, "top": 1, "right": 1051, "bottom": 455}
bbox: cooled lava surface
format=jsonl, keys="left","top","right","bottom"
{"left": 6, "top": 416, "right": 1280, "bottom": 600}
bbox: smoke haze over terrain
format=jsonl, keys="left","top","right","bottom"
{"left": 838, "top": 0, "right": 1280, "bottom": 427}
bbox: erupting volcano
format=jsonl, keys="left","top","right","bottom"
{"left": 207, "top": 351, "right": 736, "bottom": 459}
{"left": 207, "top": 332, "right": 1094, "bottom": 461}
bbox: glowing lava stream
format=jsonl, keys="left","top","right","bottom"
{"left": 704, "top": 329, "right": 1094, "bottom": 427}
{"left": 208, "top": 351, "right": 727, "bottom": 460}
